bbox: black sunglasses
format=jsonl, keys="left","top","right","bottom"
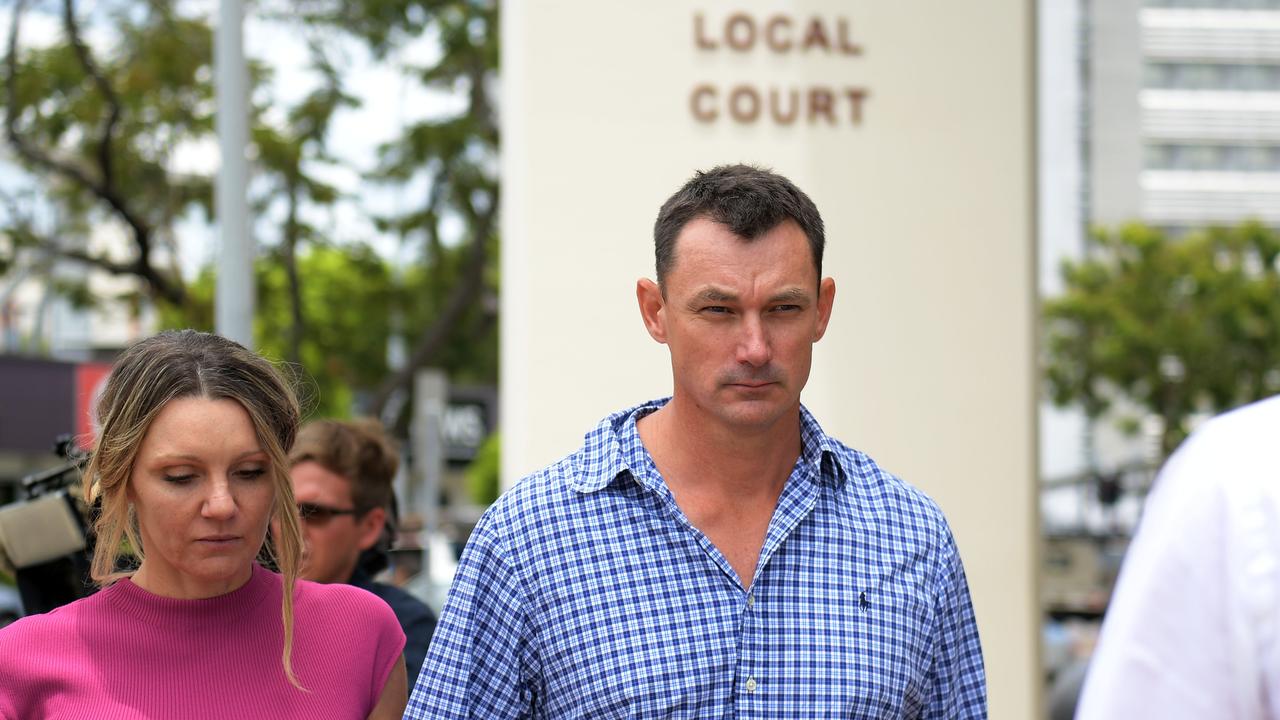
{"left": 296, "top": 502, "right": 360, "bottom": 524}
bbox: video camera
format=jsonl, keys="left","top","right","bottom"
{"left": 0, "top": 435, "right": 97, "bottom": 616}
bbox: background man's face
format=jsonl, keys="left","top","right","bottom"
{"left": 290, "top": 460, "right": 373, "bottom": 584}
{"left": 646, "top": 216, "right": 834, "bottom": 431}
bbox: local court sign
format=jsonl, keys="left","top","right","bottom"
{"left": 501, "top": 2, "right": 1036, "bottom": 717}
{"left": 687, "top": 12, "right": 869, "bottom": 126}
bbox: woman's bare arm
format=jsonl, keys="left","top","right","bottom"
{"left": 368, "top": 656, "right": 407, "bottom": 720}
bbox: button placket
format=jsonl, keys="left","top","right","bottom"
{"left": 738, "top": 588, "right": 761, "bottom": 703}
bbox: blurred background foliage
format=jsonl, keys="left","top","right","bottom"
{"left": 1044, "top": 221, "right": 1280, "bottom": 459}
{"left": 464, "top": 431, "right": 499, "bottom": 506}
{"left": 1, "top": 0, "right": 499, "bottom": 430}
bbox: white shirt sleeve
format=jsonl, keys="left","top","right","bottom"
{"left": 1076, "top": 399, "right": 1280, "bottom": 720}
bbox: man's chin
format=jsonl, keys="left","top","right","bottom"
{"left": 716, "top": 398, "right": 795, "bottom": 429}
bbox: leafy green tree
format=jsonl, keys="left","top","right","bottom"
{"left": 464, "top": 431, "right": 500, "bottom": 506}
{"left": 162, "top": 236, "right": 495, "bottom": 420}
{"left": 162, "top": 242, "right": 395, "bottom": 418}
{"left": 4, "top": 0, "right": 501, "bottom": 436}
{"left": 250, "top": 0, "right": 502, "bottom": 423}
{"left": 3, "top": 0, "right": 215, "bottom": 307}
{"left": 1044, "top": 221, "right": 1280, "bottom": 459}
{"left": 250, "top": 48, "right": 355, "bottom": 366}
{"left": 295, "top": 0, "right": 501, "bottom": 418}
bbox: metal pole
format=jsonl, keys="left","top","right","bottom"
{"left": 214, "top": 0, "right": 253, "bottom": 346}
{"left": 412, "top": 369, "right": 447, "bottom": 583}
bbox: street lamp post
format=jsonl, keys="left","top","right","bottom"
{"left": 214, "top": 0, "right": 253, "bottom": 346}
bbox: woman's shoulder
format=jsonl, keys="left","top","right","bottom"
{"left": 294, "top": 577, "right": 401, "bottom": 630}
{"left": 291, "top": 577, "right": 407, "bottom": 685}
{"left": 0, "top": 609, "right": 64, "bottom": 654}
{"left": 0, "top": 592, "right": 102, "bottom": 646}
{"left": 0, "top": 590, "right": 111, "bottom": 676}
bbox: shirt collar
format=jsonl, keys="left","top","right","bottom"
{"left": 798, "top": 403, "right": 849, "bottom": 487}
{"left": 569, "top": 398, "right": 664, "bottom": 494}
{"left": 569, "top": 398, "right": 848, "bottom": 493}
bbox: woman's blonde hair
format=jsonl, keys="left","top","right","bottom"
{"left": 83, "top": 329, "right": 306, "bottom": 687}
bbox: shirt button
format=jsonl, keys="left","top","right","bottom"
{"left": 746, "top": 593, "right": 755, "bottom": 609}
{"left": 745, "top": 677, "right": 757, "bottom": 693}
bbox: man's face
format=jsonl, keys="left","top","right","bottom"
{"left": 638, "top": 217, "right": 835, "bottom": 432}
{"left": 290, "top": 461, "right": 383, "bottom": 584}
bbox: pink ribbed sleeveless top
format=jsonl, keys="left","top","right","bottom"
{"left": 0, "top": 563, "right": 405, "bottom": 719}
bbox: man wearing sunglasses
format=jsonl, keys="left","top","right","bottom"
{"left": 289, "top": 418, "right": 438, "bottom": 688}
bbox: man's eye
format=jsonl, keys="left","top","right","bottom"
{"left": 772, "top": 304, "right": 801, "bottom": 312}
{"left": 702, "top": 306, "right": 731, "bottom": 314}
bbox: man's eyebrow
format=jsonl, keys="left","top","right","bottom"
{"left": 769, "top": 287, "right": 811, "bottom": 304}
{"left": 689, "top": 287, "right": 737, "bottom": 305}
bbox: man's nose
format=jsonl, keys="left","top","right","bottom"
{"left": 736, "top": 315, "right": 771, "bottom": 366}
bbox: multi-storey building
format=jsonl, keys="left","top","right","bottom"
{"left": 1039, "top": 0, "right": 1280, "bottom": 699}
{"left": 1040, "top": 0, "right": 1280, "bottom": 506}
{"left": 1091, "top": 0, "right": 1280, "bottom": 230}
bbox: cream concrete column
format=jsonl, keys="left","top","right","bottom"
{"left": 501, "top": 2, "right": 1039, "bottom": 716}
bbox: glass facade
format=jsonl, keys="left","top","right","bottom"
{"left": 1146, "top": 143, "right": 1280, "bottom": 171}
{"left": 1145, "top": 62, "right": 1280, "bottom": 91}
{"left": 1145, "top": 0, "right": 1280, "bottom": 9}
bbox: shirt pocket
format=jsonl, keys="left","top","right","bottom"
{"left": 774, "top": 561, "right": 934, "bottom": 717}
{"left": 842, "top": 566, "right": 936, "bottom": 717}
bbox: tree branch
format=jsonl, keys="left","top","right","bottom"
{"left": 367, "top": 30, "right": 500, "bottom": 417}
{"left": 370, "top": 185, "right": 498, "bottom": 417}
{"left": 58, "top": 0, "right": 181, "bottom": 305}
{"left": 57, "top": 247, "right": 135, "bottom": 276}
{"left": 63, "top": 0, "right": 123, "bottom": 191}
{"left": 5, "top": 0, "right": 102, "bottom": 201}
{"left": 4, "top": 0, "right": 184, "bottom": 307}
{"left": 283, "top": 177, "right": 305, "bottom": 366}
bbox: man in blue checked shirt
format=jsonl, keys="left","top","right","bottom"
{"left": 407, "top": 164, "right": 987, "bottom": 718}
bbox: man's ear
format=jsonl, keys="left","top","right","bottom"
{"left": 637, "top": 278, "right": 668, "bottom": 344}
{"left": 355, "top": 506, "right": 387, "bottom": 552}
{"left": 814, "top": 277, "right": 836, "bottom": 342}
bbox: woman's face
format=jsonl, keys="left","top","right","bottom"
{"left": 128, "top": 396, "right": 276, "bottom": 599}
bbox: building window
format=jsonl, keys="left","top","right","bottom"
{"left": 1145, "top": 0, "right": 1280, "bottom": 8}
{"left": 1146, "top": 143, "right": 1280, "bottom": 171}
{"left": 1145, "top": 63, "right": 1280, "bottom": 91}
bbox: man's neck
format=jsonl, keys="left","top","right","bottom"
{"left": 637, "top": 396, "right": 802, "bottom": 496}
{"left": 636, "top": 396, "right": 803, "bottom": 587}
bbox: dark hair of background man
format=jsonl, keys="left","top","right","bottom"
{"left": 291, "top": 419, "right": 398, "bottom": 515}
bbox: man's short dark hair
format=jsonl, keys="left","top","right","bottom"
{"left": 290, "top": 418, "right": 398, "bottom": 515}
{"left": 653, "top": 164, "right": 825, "bottom": 286}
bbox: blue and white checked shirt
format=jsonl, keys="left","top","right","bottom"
{"left": 407, "top": 399, "right": 986, "bottom": 718}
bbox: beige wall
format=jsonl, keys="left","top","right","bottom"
{"left": 501, "top": 1, "right": 1038, "bottom": 716}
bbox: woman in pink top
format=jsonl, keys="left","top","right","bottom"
{"left": 0, "top": 330, "right": 407, "bottom": 719}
